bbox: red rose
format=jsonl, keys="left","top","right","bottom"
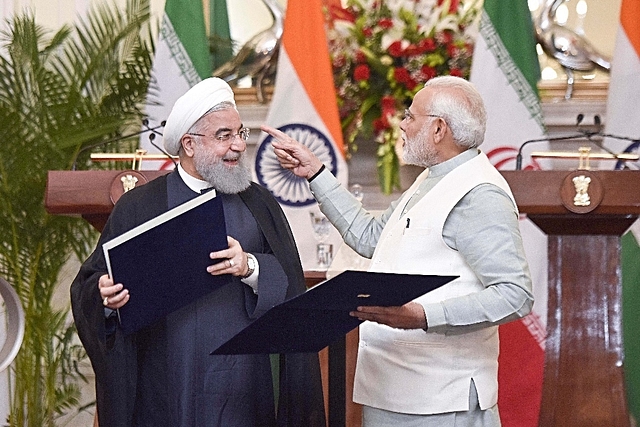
{"left": 378, "top": 18, "right": 393, "bottom": 29}
{"left": 420, "top": 65, "right": 437, "bottom": 81}
{"left": 418, "top": 38, "right": 437, "bottom": 53}
{"left": 373, "top": 116, "right": 390, "bottom": 133}
{"left": 363, "top": 27, "right": 373, "bottom": 38}
{"left": 394, "top": 67, "right": 411, "bottom": 84}
{"left": 355, "top": 50, "right": 367, "bottom": 64}
{"left": 437, "top": 0, "right": 459, "bottom": 13}
{"left": 394, "top": 67, "right": 417, "bottom": 90}
{"left": 449, "top": 68, "right": 463, "bottom": 77}
{"left": 381, "top": 95, "right": 396, "bottom": 111}
{"left": 388, "top": 41, "right": 404, "bottom": 57}
{"left": 404, "top": 44, "right": 420, "bottom": 56}
{"left": 405, "top": 77, "right": 418, "bottom": 90}
{"left": 354, "top": 64, "right": 371, "bottom": 81}
{"left": 439, "top": 30, "right": 454, "bottom": 45}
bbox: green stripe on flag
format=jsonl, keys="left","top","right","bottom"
{"left": 483, "top": 0, "right": 541, "bottom": 94}
{"left": 210, "top": 0, "right": 233, "bottom": 70}
{"left": 165, "top": 0, "right": 212, "bottom": 79}
{"left": 478, "top": 2, "right": 545, "bottom": 130}
{"left": 622, "top": 231, "right": 640, "bottom": 421}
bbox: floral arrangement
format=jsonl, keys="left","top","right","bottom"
{"left": 326, "top": 0, "right": 482, "bottom": 194}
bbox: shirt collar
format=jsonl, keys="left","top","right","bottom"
{"left": 177, "top": 163, "right": 211, "bottom": 193}
{"left": 428, "top": 148, "right": 479, "bottom": 178}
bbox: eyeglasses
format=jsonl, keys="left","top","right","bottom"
{"left": 188, "top": 127, "right": 250, "bottom": 143}
{"left": 403, "top": 109, "right": 442, "bottom": 122}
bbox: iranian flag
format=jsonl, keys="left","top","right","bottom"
{"left": 254, "top": 0, "right": 348, "bottom": 270}
{"left": 603, "top": 0, "right": 640, "bottom": 421}
{"left": 469, "top": 1, "right": 547, "bottom": 426}
{"left": 141, "top": 0, "right": 212, "bottom": 170}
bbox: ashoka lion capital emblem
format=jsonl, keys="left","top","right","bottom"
{"left": 572, "top": 175, "right": 591, "bottom": 207}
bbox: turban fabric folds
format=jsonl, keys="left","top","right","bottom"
{"left": 163, "top": 77, "right": 237, "bottom": 156}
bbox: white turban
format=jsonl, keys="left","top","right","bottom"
{"left": 163, "top": 77, "right": 236, "bottom": 156}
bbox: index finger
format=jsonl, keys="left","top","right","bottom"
{"left": 260, "top": 124, "right": 287, "bottom": 139}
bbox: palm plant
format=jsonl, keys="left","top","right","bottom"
{"left": 0, "top": 0, "right": 154, "bottom": 425}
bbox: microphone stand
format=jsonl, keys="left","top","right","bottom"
{"left": 142, "top": 119, "right": 177, "bottom": 168}
{"left": 71, "top": 120, "right": 166, "bottom": 170}
{"left": 515, "top": 134, "right": 584, "bottom": 170}
{"left": 515, "top": 114, "right": 640, "bottom": 170}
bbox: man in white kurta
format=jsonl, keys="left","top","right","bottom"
{"left": 263, "top": 76, "right": 533, "bottom": 427}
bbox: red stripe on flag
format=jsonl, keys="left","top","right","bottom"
{"left": 498, "top": 319, "right": 545, "bottom": 427}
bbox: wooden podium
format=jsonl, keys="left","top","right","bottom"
{"left": 46, "top": 169, "right": 639, "bottom": 426}
{"left": 502, "top": 170, "right": 639, "bottom": 427}
{"left": 45, "top": 170, "right": 170, "bottom": 231}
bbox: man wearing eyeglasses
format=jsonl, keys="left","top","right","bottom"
{"left": 71, "top": 78, "right": 325, "bottom": 427}
{"left": 263, "top": 76, "right": 533, "bottom": 427}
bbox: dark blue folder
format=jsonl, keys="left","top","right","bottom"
{"left": 103, "top": 190, "right": 230, "bottom": 335}
{"left": 211, "top": 271, "right": 456, "bottom": 354}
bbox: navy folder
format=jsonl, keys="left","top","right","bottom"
{"left": 211, "top": 271, "right": 456, "bottom": 354}
{"left": 103, "top": 190, "right": 230, "bottom": 335}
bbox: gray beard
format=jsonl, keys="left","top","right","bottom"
{"left": 193, "top": 145, "right": 252, "bottom": 194}
{"left": 402, "top": 126, "right": 438, "bottom": 168}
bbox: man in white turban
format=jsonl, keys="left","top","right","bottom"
{"left": 71, "top": 77, "right": 326, "bottom": 427}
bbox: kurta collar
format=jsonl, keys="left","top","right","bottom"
{"left": 428, "top": 148, "right": 479, "bottom": 178}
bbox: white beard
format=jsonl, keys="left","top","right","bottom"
{"left": 193, "top": 144, "right": 252, "bottom": 194}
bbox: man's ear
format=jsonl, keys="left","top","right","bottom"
{"left": 432, "top": 118, "right": 447, "bottom": 144}
{"left": 181, "top": 134, "right": 196, "bottom": 157}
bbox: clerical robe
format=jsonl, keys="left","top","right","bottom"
{"left": 71, "top": 170, "right": 325, "bottom": 427}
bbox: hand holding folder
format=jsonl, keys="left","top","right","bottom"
{"left": 211, "top": 271, "right": 456, "bottom": 354}
{"left": 103, "top": 190, "right": 230, "bottom": 335}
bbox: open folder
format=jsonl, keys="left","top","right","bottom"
{"left": 103, "top": 190, "right": 229, "bottom": 335}
{"left": 211, "top": 271, "right": 456, "bottom": 355}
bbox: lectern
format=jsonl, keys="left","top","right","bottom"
{"left": 502, "top": 170, "right": 639, "bottom": 427}
{"left": 45, "top": 170, "right": 170, "bottom": 230}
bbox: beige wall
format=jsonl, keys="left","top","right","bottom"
{"left": 0, "top": 0, "right": 621, "bottom": 61}
{"left": 0, "top": 0, "right": 285, "bottom": 53}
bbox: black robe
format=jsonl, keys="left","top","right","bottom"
{"left": 71, "top": 172, "right": 325, "bottom": 427}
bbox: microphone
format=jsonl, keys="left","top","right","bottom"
{"left": 71, "top": 120, "right": 166, "bottom": 170}
{"left": 514, "top": 113, "right": 639, "bottom": 170}
{"left": 142, "top": 119, "right": 177, "bottom": 168}
{"left": 515, "top": 113, "right": 590, "bottom": 170}
{"left": 515, "top": 133, "right": 583, "bottom": 170}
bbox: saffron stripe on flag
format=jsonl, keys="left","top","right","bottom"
{"left": 620, "top": 0, "right": 640, "bottom": 56}
{"left": 256, "top": 0, "right": 348, "bottom": 271}
{"left": 281, "top": 0, "right": 345, "bottom": 155}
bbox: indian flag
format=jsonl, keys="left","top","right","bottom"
{"left": 469, "top": 1, "right": 547, "bottom": 426}
{"left": 603, "top": 0, "right": 640, "bottom": 421}
{"left": 254, "top": 0, "right": 348, "bottom": 270}
{"left": 141, "top": 0, "right": 212, "bottom": 170}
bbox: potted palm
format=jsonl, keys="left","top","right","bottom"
{"left": 0, "top": 0, "right": 154, "bottom": 425}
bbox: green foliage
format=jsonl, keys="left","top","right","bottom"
{"left": 0, "top": 0, "right": 154, "bottom": 425}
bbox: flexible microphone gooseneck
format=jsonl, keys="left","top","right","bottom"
{"left": 71, "top": 120, "right": 166, "bottom": 170}
{"left": 515, "top": 114, "right": 640, "bottom": 170}
{"left": 142, "top": 119, "right": 177, "bottom": 168}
